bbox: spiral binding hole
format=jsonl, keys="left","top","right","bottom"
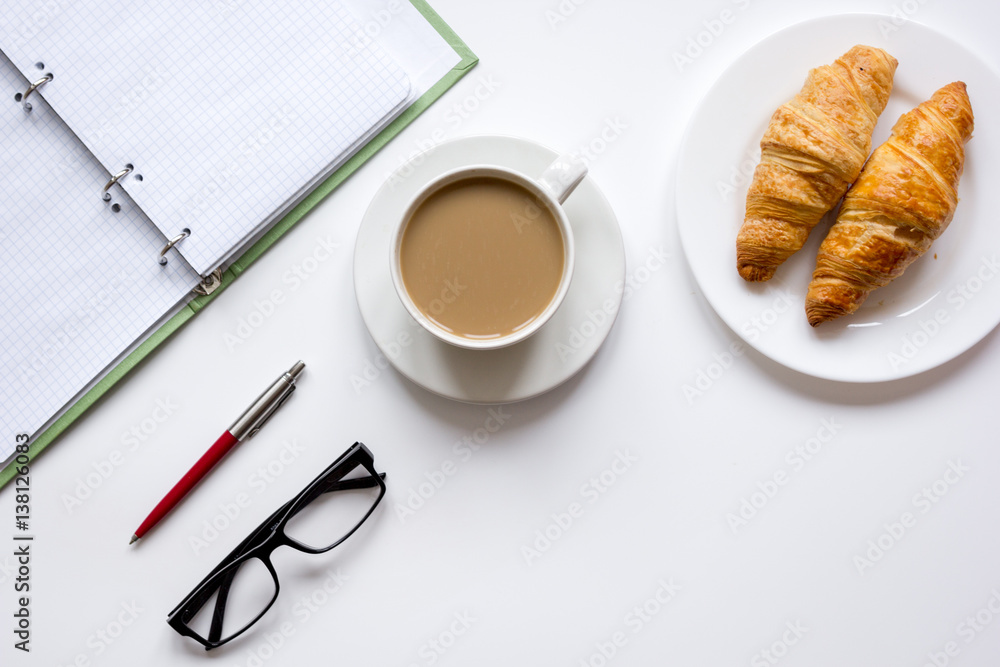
{"left": 34, "top": 62, "right": 44, "bottom": 70}
{"left": 14, "top": 93, "right": 21, "bottom": 102}
{"left": 134, "top": 174, "right": 143, "bottom": 182}
{"left": 111, "top": 203, "right": 121, "bottom": 213}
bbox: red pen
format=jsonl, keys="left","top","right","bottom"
{"left": 129, "top": 361, "right": 305, "bottom": 544}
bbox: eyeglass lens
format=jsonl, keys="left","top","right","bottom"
{"left": 184, "top": 557, "right": 278, "bottom": 642}
{"left": 283, "top": 462, "right": 383, "bottom": 550}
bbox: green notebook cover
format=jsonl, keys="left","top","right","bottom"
{"left": 0, "top": 0, "right": 477, "bottom": 488}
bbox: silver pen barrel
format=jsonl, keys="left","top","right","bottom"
{"left": 229, "top": 361, "right": 305, "bottom": 441}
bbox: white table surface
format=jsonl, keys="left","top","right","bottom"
{"left": 2, "top": 1, "right": 999, "bottom": 665}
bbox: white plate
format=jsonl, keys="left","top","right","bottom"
{"left": 676, "top": 14, "right": 1000, "bottom": 382}
{"left": 353, "top": 135, "right": 626, "bottom": 403}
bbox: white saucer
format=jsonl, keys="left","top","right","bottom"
{"left": 353, "top": 135, "right": 626, "bottom": 403}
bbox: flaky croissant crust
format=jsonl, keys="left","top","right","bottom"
{"left": 737, "top": 45, "right": 898, "bottom": 282}
{"left": 805, "top": 81, "right": 975, "bottom": 326}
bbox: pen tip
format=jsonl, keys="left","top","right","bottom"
{"left": 129, "top": 534, "right": 139, "bottom": 545}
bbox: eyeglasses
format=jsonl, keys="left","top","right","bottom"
{"left": 167, "top": 442, "right": 386, "bottom": 650}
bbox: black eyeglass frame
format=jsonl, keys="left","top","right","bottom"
{"left": 167, "top": 441, "right": 386, "bottom": 650}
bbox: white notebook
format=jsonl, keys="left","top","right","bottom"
{"left": 1, "top": 0, "right": 411, "bottom": 275}
{"left": 0, "top": 1, "right": 417, "bottom": 460}
{"left": 0, "top": 52, "right": 202, "bottom": 460}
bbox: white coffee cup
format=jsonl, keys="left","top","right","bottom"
{"left": 390, "top": 154, "right": 587, "bottom": 350}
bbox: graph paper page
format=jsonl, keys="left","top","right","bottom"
{"left": 0, "top": 53, "right": 201, "bottom": 461}
{"left": 0, "top": 1, "right": 411, "bottom": 275}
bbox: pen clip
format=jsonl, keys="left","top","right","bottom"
{"left": 245, "top": 384, "right": 295, "bottom": 440}
{"left": 229, "top": 365, "right": 302, "bottom": 441}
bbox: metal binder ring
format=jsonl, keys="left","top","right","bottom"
{"left": 21, "top": 73, "right": 53, "bottom": 112}
{"left": 158, "top": 230, "right": 190, "bottom": 266}
{"left": 102, "top": 165, "right": 133, "bottom": 199}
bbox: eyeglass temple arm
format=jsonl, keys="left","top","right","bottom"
{"left": 177, "top": 472, "right": 387, "bottom": 622}
{"left": 315, "top": 472, "right": 385, "bottom": 494}
{"left": 207, "top": 570, "right": 234, "bottom": 643}
{"left": 291, "top": 470, "right": 386, "bottom": 513}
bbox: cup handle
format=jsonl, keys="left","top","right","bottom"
{"left": 537, "top": 154, "right": 588, "bottom": 205}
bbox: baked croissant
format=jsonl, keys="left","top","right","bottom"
{"left": 805, "top": 82, "right": 974, "bottom": 326}
{"left": 737, "top": 45, "right": 898, "bottom": 282}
